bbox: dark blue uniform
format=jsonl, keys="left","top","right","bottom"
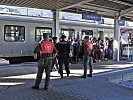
{"left": 56, "top": 39, "right": 70, "bottom": 78}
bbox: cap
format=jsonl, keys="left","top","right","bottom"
{"left": 84, "top": 36, "right": 89, "bottom": 40}
{"left": 52, "top": 37, "right": 57, "bottom": 40}
{"left": 43, "top": 34, "right": 48, "bottom": 39}
{"left": 61, "top": 35, "right": 66, "bottom": 39}
{"left": 49, "top": 36, "right": 52, "bottom": 38}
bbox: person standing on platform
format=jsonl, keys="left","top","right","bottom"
{"left": 56, "top": 35, "right": 70, "bottom": 78}
{"left": 72, "top": 38, "right": 80, "bottom": 63}
{"left": 51, "top": 37, "right": 59, "bottom": 71}
{"left": 32, "top": 34, "right": 57, "bottom": 90}
{"left": 80, "top": 36, "right": 93, "bottom": 78}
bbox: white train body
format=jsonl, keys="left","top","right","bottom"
{"left": 0, "top": 14, "right": 132, "bottom": 63}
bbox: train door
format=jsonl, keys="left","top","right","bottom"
{"left": 81, "top": 30, "right": 93, "bottom": 40}
{"left": 35, "top": 27, "right": 52, "bottom": 42}
{"left": 98, "top": 31, "right": 104, "bottom": 40}
{"left": 61, "top": 28, "right": 75, "bottom": 39}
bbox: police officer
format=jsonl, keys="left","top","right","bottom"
{"left": 56, "top": 35, "right": 70, "bottom": 78}
{"left": 32, "top": 34, "right": 57, "bottom": 90}
{"left": 81, "top": 36, "right": 93, "bottom": 78}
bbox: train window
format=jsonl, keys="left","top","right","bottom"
{"left": 82, "top": 30, "right": 93, "bottom": 40}
{"left": 61, "top": 28, "right": 75, "bottom": 39}
{"left": 35, "top": 27, "right": 52, "bottom": 42}
{"left": 4, "top": 25, "right": 25, "bottom": 42}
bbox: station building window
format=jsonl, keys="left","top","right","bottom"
{"left": 4, "top": 25, "right": 25, "bottom": 42}
{"left": 35, "top": 27, "right": 52, "bottom": 42}
{"left": 81, "top": 30, "right": 93, "bottom": 40}
{"left": 61, "top": 28, "right": 75, "bottom": 39}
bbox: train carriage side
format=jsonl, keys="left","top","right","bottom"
{"left": 60, "top": 20, "right": 114, "bottom": 40}
{"left": 0, "top": 18, "right": 52, "bottom": 64}
{"left": 0, "top": 15, "right": 131, "bottom": 64}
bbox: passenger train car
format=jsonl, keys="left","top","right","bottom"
{"left": 0, "top": 14, "right": 132, "bottom": 63}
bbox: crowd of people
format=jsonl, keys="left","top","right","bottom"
{"left": 31, "top": 34, "right": 114, "bottom": 90}
{"left": 62, "top": 36, "right": 113, "bottom": 63}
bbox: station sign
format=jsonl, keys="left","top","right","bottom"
{"left": 118, "top": 20, "right": 125, "bottom": 26}
{"left": 82, "top": 12, "right": 101, "bottom": 21}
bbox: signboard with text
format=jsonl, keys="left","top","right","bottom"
{"left": 82, "top": 12, "right": 101, "bottom": 21}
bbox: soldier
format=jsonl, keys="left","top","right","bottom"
{"left": 56, "top": 35, "right": 70, "bottom": 78}
{"left": 80, "top": 36, "right": 93, "bottom": 78}
{"left": 32, "top": 34, "right": 57, "bottom": 90}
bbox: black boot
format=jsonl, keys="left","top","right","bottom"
{"left": 67, "top": 71, "right": 70, "bottom": 77}
{"left": 60, "top": 74, "right": 63, "bottom": 79}
{"left": 31, "top": 85, "right": 39, "bottom": 90}
{"left": 81, "top": 75, "right": 87, "bottom": 78}
{"left": 44, "top": 86, "right": 48, "bottom": 91}
{"left": 87, "top": 74, "right": 92, "bottom": 77}
{"left": 67, "top": 73, "right": 69, "bottom": 77}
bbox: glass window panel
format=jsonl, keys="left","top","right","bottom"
{"left": 11, "top": 26, "right": 14, "bottom": 30}
{"left": 4, "top": 25, "right": 25, "bottom": 42}
{"left": 61, "top": 29, "right": 75, "bottom": 39}
{"left": 82, "top": 30, "right": 93, "bottom": 40}
{"left": 35, "top": 27, "right": 52, "bottom": 42}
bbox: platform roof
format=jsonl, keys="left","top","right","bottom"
{"left": 1, "top": 0, "right": 133, "bottom": 20}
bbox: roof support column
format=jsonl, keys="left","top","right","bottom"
{"left": 113, "top": 16, "right": 120, "bottom": 61}
{"left": 52, "top": 10, "right": 60, "bottom": 37}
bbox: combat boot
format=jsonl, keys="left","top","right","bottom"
{"left": 60, "top": 74, "right": 63, "bottom": 79}
{"left": 81, "top": 75, "right": 87, "bottom": 78}
{"left": 67, "top": 73, "right": 69, "bottom": 77}
{"left": 87, "top": 74, "right": 92, "bottom": 77}
{"left": 67, "top": 71, "right": 70, "bottom": 77}
{"left": 31, "top": 86, "right": 39, "bottom": 90}
{"left": 44, "top": 86, "right": 48, "bottom": 91}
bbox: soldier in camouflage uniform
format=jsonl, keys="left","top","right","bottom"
{"left": 80, "top": 36, "right": 93, "bottom": 78}
{"left": 32, "top": 34, "right": 57, "bottom": 90}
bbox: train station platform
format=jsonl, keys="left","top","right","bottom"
{"left": 0, "top": 60, "right": 133, "bottom": 100}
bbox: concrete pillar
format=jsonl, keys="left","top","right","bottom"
{"left": 113, "top": 17, "right": 120, "bottom": 61}
{"left": 52, "top": 10, "right": 60, "bottom": 38}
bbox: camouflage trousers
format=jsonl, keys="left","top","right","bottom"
{"left": 83, "top": 54, "right": 93, "bottom": 77}
{"left": 34, "top": 58, "right": 52, "bottom": 88}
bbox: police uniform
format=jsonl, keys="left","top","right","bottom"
{"left": 32, "top": 38, "right": 57, "bottom": 90}
{"left": 82, "top": 36, "right": 93, "bottom": 78}
{"left": 56, "top": 35, "right": 70, "bottom": 78}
